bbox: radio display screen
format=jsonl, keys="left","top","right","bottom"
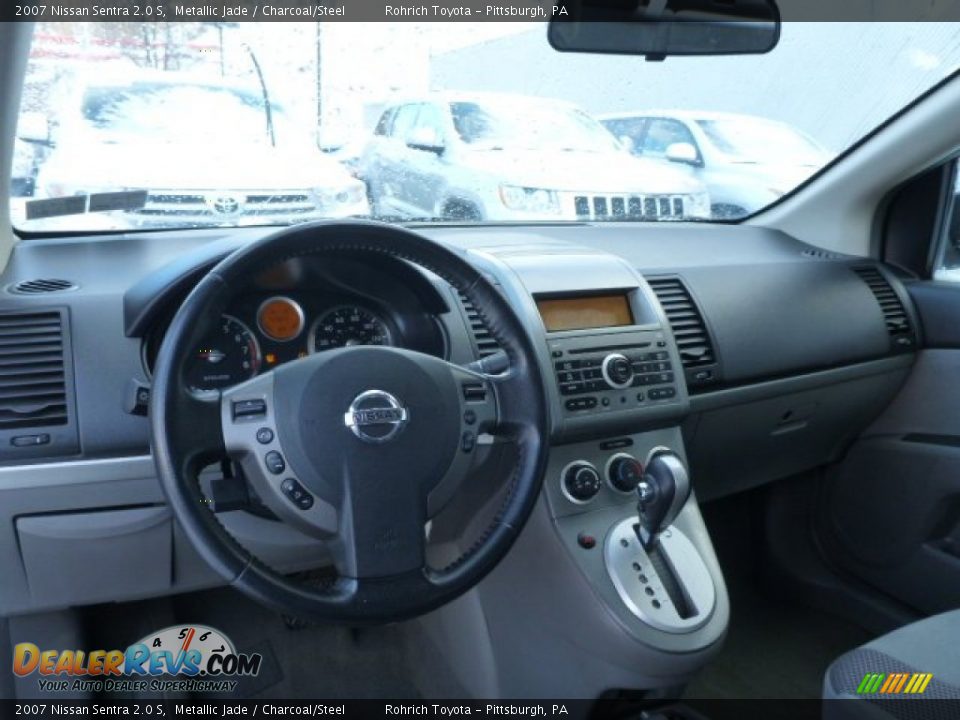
{"left": 536, "top": 293, "right": 634, "bottom": 332}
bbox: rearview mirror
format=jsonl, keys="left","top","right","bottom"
{"left": 549, "top": 0, "right": 780, "bottom": 60}
{"left": 665, "top": 142, "right": 699, "bottom": 165}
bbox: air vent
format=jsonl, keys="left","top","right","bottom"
{"left": 852, "top": 266, "right": 915, "bottom": 351}
{"left": 646, "top": 276, "right": 718, "bottom": 389}
{"left": 0, "top": 311, "right": 68, "bottom": 430}
{"left": 457, "top": 291, "right": 501, "bottom": 359}
{"left": 9, "top": 279, "right": 77, "bottom": 295}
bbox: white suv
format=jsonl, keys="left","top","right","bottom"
{"left": 599, "top": 110, "right": 830, "bottom": 219}
{"left": 34, "top": 71, "right": 368, "bottom": 229}
{"left": 360, "top": 93, "right": 710, "bottom": 222}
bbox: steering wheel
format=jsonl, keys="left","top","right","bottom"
{"left": 150, "top": 221, "right": 549, "bottom": 623}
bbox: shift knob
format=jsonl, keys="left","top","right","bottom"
{"left": 635, "top": 449, "right": 690, "bottom": 550}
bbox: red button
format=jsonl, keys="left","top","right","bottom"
{"left": 577, "top": 533, "right": 596, "bottom": 549}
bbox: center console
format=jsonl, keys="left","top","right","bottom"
{"left": 418, "top": 243, "right": 729, "bottom": 697}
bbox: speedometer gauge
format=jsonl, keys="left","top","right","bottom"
{"left": 309, "top": 305, "right": 393, "bottom": 353}
{"left": 186, "top": 315, "right": 261, "bottom": 390}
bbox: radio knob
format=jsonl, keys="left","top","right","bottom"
{"left": 607, "top": 454, "right": 644, "bottom": 493}
{"left": 562, "top": 462, "right": 602, "bottom": 503}
{"left": 602, "top": 353, "right": 634, "bottom": 389}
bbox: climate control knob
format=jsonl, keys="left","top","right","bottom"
{"left": 562, "top": 462, "right": 602, "bottom": 504}
{"left": 602, "top": 353, "right": 634, "bottom": 389}
{"left": 607, "top": 454, "right": 644, "bottom": 493}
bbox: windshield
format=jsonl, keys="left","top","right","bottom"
{"left": 11, "top": 22, "right": 960, "bottom": 232}
{"left": 696, "top": 118, "right": 825, "bottom": 165}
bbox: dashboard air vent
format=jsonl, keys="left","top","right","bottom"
{"left": 9, "top": 278, "right": 77, "bottom": 295}
{"left": 0, "top": 311, "right": 69, "bottom": 430}
{"left": 852, "top": 266, "right": 915, "bottom": 350}
{"left": 646, "top": 276, "right": 718, "bottom": 389}
{"left": 457, "top": 291, "right": 501, "bottom": 359}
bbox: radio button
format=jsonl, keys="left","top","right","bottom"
{"left": 565, "top": 397, "right": 598, "bottom": 411}
{"left": 602, "top": 353, "right": 634, "bottom": 389}
{"left": 649, "top": 387, "right": 677, "bottom": 400}
{"left": 560, "top": 382, "right": 585, "bottom": 395}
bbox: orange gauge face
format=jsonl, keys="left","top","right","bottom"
{"left": 257, "top": 297, "right": 305, "bottom": 342}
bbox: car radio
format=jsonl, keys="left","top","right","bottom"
{"left": 533, "top": 290, "right": 683, "bottom": 419}
{"left": 549, "top": 330, "right": 678, "bottom": 416}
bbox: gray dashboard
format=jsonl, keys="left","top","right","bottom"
{"left": 0, "top": 221, "right": 918, "bottom": 616}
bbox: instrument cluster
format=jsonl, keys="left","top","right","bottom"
{"left": 147, "top": 294, "right": 403, "bottom": 391}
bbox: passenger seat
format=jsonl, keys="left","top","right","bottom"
{"left": 823, "top": 609, "right": 960, "bottom": 719}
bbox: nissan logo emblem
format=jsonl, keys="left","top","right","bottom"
{"left": 343, "top": 389, "right": 409, "bottom": 444}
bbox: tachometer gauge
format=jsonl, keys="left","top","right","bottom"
{"left": 187, "top": 315, "right": 261, "bottom": 390}
{"left": 309, "top": 305, "right": 393, "bottom": 352}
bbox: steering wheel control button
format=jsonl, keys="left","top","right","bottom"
{"left": 232, "top": 398, "right": 267, "bottom": 420}
{"left": 602, "top": 353, "right": 634, "bottom": 389}
{"left": 255, "top": 427, "right": 274, "bottom": 445}
{"left": 264, "top": 451, "right": 286, "bottom": 475}
{"left": 343, "top": 389, "right": 409, "bottom": 444}
{"left": 608, "top": 454, "right": 645, "bottom": 494}
{"left": 461, "top": 431, "right": 476, "bottom": 453}
{"left": 463, "top": 409, "right": 477, "bottom": 425}
{"left": 577, "top": 532, "right": 597, "bottom": 550}
{"left": 280, "top": 478, "right": 314, "bottom": 510}
{"left": 461, "top": 382, "right": 488, "bottom": 403}
{"left": 561, "top": 461, "right": 602, "bottom": 504}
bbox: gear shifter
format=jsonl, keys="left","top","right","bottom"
{"left": 635, "top": 449, "right": 691, "bottom": 550}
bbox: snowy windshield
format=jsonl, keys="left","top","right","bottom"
{"left": 11, "top": 22, "right": 960, "bottom": 232}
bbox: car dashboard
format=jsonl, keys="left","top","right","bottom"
{"left": 0, "top": 221, "right": 918, "bottom": 623}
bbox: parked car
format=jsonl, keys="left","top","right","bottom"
{"left": 34, "top": 72, "right": 368, "bottom": 228}
{"left": 598, "top": 111, "right": 831, "bottom": 218}
{"left": 10, "top": 112, "right": 52, "bottom": 197}
{"left": 359, "top": 93, "right": 711, "bottom": 222}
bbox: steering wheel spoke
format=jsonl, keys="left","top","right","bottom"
{"left": 327, "top": 465, "right": 428, "bottom": 579}
{"left": 221, "top": 371, "right": 338, "bottom": 537}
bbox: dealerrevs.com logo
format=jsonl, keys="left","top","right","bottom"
{"left": 13, "top": 625, "right": 262, "bottom": 694}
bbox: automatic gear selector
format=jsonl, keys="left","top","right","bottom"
{"left": 635, "top": 449, "right": 691, "bottom": 550}
{"left": 603, "top": 448, "right": 715, "bottom": 633}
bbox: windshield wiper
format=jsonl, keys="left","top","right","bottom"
{"left": 245, "top": 44, "right": 276, "bottom": 148}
